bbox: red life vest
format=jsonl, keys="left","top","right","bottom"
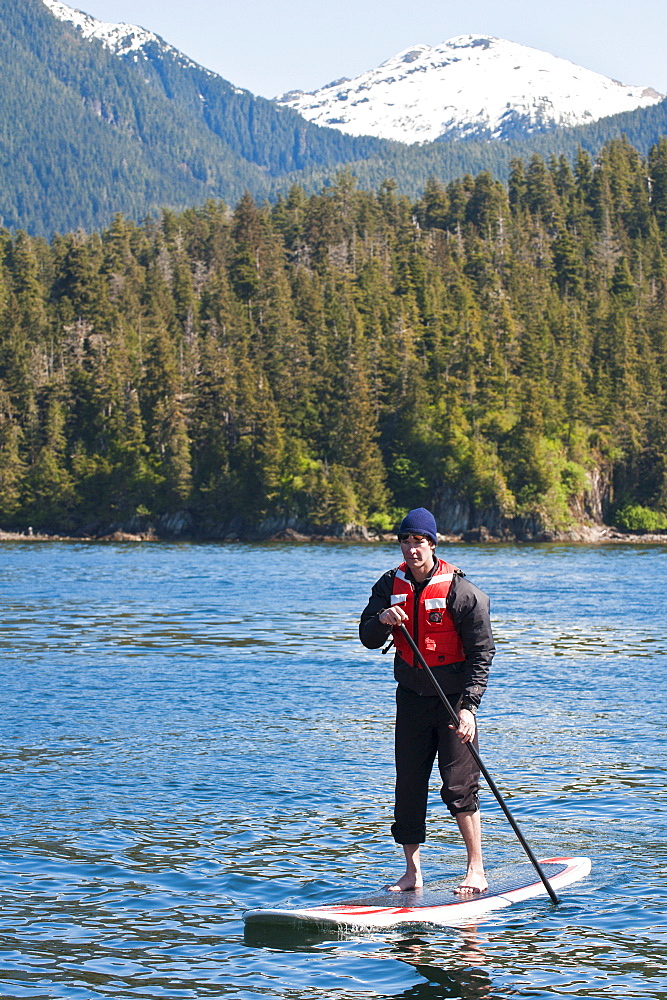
{"left": 391, "top": 559, "right": 464, "bottom": 668}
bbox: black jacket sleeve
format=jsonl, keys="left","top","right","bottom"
{"left": 359, "top": 569, "right": 395, "bottom": 649}
{"left": 446, "top": 574, "right": 494, "bottom": 709}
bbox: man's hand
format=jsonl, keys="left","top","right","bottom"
{"left": 451, "top": 708, "right": 476, "bottom": 743}
{"left": 378, "top": 606, "right": 409, "bottom": 627}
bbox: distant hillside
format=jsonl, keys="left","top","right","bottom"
{"left": 286, "top": 97, "right": 667, "bottom": 199}
{"left": 41, "top": 0, "right": 389, "bottom": 176}
{"left": 1, "top": 0, "right": 667, "bottom": 234}
{"left": 0, "top": 0, "right": 386, "bottom": 235}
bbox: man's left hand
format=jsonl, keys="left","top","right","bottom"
{"left": 450, "top": 708, "right": 476, "bottom": 743}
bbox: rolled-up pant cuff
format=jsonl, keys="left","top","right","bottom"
{"left": 391, "top": 821, "right": 426, "bottom": 845}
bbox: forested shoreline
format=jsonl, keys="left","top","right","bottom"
{"left": 1, "top": 137, "right": 667, "bottom": 540}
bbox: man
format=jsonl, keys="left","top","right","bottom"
{"left": 359, "top": 507, "right": 494, "bottom": 894}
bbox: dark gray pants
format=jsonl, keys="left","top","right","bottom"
{"left": 391, "top": 684, "right": 480, "bottom": 845}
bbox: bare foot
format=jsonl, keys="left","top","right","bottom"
{"left": 383, "top": 872, "right": 424, "bottom": 892}
{"left": 453, "top": 868, "right": 487, "bottom": 895}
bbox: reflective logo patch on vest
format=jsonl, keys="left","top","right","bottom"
{"left": 390, "top": 593, "right": 408, "bottom": 606}
{"left": 428, "top": 611, "right": 443, "bottom": 623}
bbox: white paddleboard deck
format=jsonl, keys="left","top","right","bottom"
{"left": 244, "top": 856, "right": 591, "bottom": 929}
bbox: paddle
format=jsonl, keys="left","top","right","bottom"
{"left": 397, "top": 623, "right": 560, "bottom": 905}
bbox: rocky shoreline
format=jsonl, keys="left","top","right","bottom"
{"left": 2, "top": 523, "right": 666, "bottom": 544}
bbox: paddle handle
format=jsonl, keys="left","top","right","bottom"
{"left": 397, "top": 624, "right": 560, "bottom": 905}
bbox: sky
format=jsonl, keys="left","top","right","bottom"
{"left": 76, "top": 0, "right": 667, "bottom": 100}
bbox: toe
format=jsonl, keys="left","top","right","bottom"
{"left": 454, "top": 882, "right": 487, "bottom": 895}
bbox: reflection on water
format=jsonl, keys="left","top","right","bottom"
{"left": 392, "top": 933, "right": 494, "bottom": 1000}
{"left": 0, "top": 540, "right": 665, "bottom": 997}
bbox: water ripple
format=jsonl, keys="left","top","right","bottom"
{"left": 0, "top": 541, "right": 665, "bottom": 997}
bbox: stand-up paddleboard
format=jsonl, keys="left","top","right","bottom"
{"left": 243, "top": 856, "right": 591, "bottom": 930}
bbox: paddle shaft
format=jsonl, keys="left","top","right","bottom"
{"left": 397, "top": 624, "right": 559, "bottom": 905}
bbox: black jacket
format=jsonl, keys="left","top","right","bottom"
{"left": 359, "top": 563, "right": 494, "bottom": 709}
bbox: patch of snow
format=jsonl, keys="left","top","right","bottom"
{"left": 41, "top": 0, "right": 214, "bottom": 75}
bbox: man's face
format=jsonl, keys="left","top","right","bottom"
{"left": 399, "top": 533, "right": 435, "bottom": 577}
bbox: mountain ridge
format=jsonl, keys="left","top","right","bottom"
{"left": 1, "top": 0, "right": 667, "bottom": 235}
{"left": 42, "top": 0, "right": 219, "bottom": 75}
{"left": 0, "top": 0, "right": 389, "bottom": 234}
{"left": 44, "top": 4, "right": 664, "bottom": 147}
{"left": 39, "top": 0, "right": 388, "bottom": 175}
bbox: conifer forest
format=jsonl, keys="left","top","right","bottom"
{"left": 1, "top": 138, "right": 667, "bottom": 538}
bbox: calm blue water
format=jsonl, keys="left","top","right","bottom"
{"left": 0, "top": 540, "right": 665, "bottom": 999}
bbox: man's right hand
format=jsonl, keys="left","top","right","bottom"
{"left": 378, "top": 606, "right": 409, "bottom": 627}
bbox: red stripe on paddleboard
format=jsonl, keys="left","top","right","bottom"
{"left": 315, "top": 906, "right": 414, "bottom": 916}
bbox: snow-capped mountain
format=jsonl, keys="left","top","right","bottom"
{"left": 278, "top": 35, "right": 664, "bottom": 144}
